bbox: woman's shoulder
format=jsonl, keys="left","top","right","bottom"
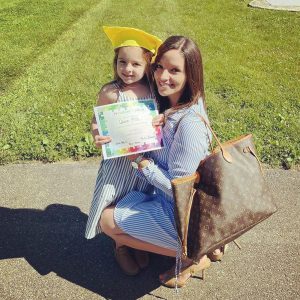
{"left": 185, "top": 99, "right": 209, "bottom": 122}
{"left": 166, "top": 100, "right": 204, "bottom": 120}
{"left": 172, "top": 102, "right": 209, "bottom": 132}
{"left": 97, "top": 81, "right": 119, "bottom": 105}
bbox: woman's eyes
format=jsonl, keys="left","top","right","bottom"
{"left": 155, "top": 64, "right": 180, "bottom": 73}
{"left": 171, "top": 68, "right": 180, "bottom": 73}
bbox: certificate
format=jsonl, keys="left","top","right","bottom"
{"left": 94, "top": 99, "right": 163, "bottom": 159}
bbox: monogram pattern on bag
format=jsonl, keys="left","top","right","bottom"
{"left": 172, "top": 175, "right": 197, "bottom": 249}
{"left": 173, "top": 135, "right": 277, "bottom": 261}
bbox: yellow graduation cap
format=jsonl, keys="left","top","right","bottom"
{"left": 103, "top": 26, "right": 162, "bottom": 57}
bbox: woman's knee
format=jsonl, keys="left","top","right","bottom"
{"left": 99, "top": 206, "right": 116, "bottom": 236}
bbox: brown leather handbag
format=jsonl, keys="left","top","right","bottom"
{"left": 171, "top": 114, "right": 277, "bottom": 262}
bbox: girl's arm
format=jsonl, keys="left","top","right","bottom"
{"left": 136, "top": 115, "right": 209, "bottom": 197}
{"left": 91, "top": 83, "right": 118, "bottom": 147}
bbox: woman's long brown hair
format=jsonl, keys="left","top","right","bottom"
{"left": 152, "top": 36, "right": 205, "bottom": 113}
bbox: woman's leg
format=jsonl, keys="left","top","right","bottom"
{"left": 100, "top": 206, "right": 209, "bottom": 286}
{"left": 100, "top": 206, "right": 176, "bottom": 257}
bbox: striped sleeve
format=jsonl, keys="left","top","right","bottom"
{"left": 138, "top": 114, "right": 209, "bottom": 197}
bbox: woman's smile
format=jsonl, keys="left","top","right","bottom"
{"left": 154, "top": 49, "right": 187, "bottom": 106}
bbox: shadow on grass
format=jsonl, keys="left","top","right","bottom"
{"left": 0, "top": 204, "right": 172, "bottom": 299}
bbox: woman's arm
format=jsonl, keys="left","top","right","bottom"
{"left": 137, "top": 115, "right": 209, "bottom": 197}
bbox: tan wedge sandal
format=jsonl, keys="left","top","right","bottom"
{"left": 207, "top": 245, "right": 228, "bottom": 262}
{"left": 114, "top": 245, "right": 140, "bottom": 276}
{"left": 208, "top": 240, "right": 242, "bottom": 262}
{"left": 159, "top": 256, "right": 211, "bottom": 288}
{"left": 133, "top": 249, "right": 149, "bottom": 269}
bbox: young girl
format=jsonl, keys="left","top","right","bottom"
{"left": 85, "top": 26, "right": 162, "bottom": 274}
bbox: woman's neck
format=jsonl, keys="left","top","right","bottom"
{"left": 168, "top": 93, "right": 180, "bottom": 107}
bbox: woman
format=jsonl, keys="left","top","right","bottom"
{"left": 100, "top": 36, "right": 214, "bottom": 288}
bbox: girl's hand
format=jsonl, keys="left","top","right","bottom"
{"left": 152, "top": 114, "right": 165, "bottom": 127}
{"left": 94, "top": 135, "right": 112, "bottom": 148}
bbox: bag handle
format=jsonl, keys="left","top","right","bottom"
{"left": 195, "top": 113, "right": 233, "bottom": 163}
{"left": 196, "top": 113, "right": 263, "bottom": 172}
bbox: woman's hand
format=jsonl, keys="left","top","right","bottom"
{"left": 152, "top": 114, "right": 164, "bottom": 127}
{"left": 127, "top": 154, "right": 140, "bottom": 161}
{"left": 94, "top": 134, "right": 112, "bottom": 148}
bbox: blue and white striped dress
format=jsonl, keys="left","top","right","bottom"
{"left": 85, "top": 85, "right": 155, "bottom": 239}
{"left": 114, "top": 100, "right": 211, "bottom": 251}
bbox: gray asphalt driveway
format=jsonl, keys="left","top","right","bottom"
{"left": 0, "top": 161, "right": 299, "bottom": 299}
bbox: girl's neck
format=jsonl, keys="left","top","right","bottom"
{"left": 120, "top": 78, "right": 147, "bottom": 91}
{"left": 118, "top": 78, "right": 150, "bottom": 99}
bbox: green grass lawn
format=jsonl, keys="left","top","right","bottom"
{"left": 0, "top": 0, "right": 299, "bottom": 168}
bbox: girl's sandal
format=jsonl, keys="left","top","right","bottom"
{"left": 159, "top": 257, "right": 211, "bottom": 288}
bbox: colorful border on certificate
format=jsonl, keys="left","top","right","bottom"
{"left": 94, "top": 99, "right": 162, "bottom": 159}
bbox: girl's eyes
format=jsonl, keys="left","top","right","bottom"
{"left": 155, "top": 64, "right": 163, "bottom": 70}
{"left": 118, "top": 60, "right": 141, "bottom": 67}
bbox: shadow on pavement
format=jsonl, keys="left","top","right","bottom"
{"left": 0, "top": 204, "right": 171, "bottom": 300}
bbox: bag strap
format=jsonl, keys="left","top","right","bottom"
{"left": 195, "top": 113, "right": 263, "bottom": 172}
{"left": 173, "top": 109, "right": 262, "bottom": 165}
{"left": 172, "top": 109, "right": 214, "bottom": 152}
{"left": 195, "top": 113, "right": 233, "bottom": 163}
